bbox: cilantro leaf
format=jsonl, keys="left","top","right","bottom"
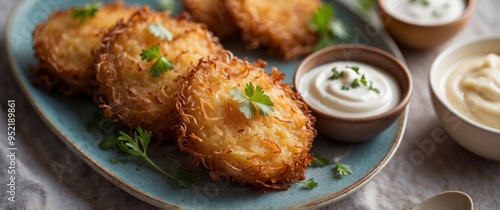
{"left": 310, "top": 5, "right": 336, "bottom": 51}
{"left": 348, "top": 66, "right": 360, "bottom": 75}
{"left": 309, "top": 4, "right": 351, "bottom": 51}
{"left": 229, "top": 82, "right": 274, "bottom": 119}
{"left": 72, "top": 1, "right": 101, "bottom": 22}
{"left": 310, "top": 4, "right": 334, "bottom": 35}
{"left": 117, "top": 127, "right": 193, "bottom": 188}
{"left": 351, "top": 78, "right": 360, "bottom": 89}
{"left": 140, "top": 45, "right": 174, "bottom": 77}
{"left": 311, "top": 154, "right": 332, "bottom": 168}
{"left": 360, "top": 74, "right": 368, "bottom": 86}
{"left": 175, "top": 167, "right": 194, "bottom": 188}
{"left": 298, "top": 178, "right": 318, "bottom": 189}
{"left": 328, "top": 67, "right": 344, "bottom": 80}
{"left": 148, "top": 23, "right": 173, "bottom": 41}
{"left": 151, "top": 57, "right": 174, "bottom": 77}
{"left": 99, "top": 134, "right": 120, "bottom": 150}
{"left": 369, "top": 82, "right": 381, "bottom": 94}
{"left": 333, "top": 163, "right": 352, "bottom": 177}
{"left": 252, "top": 85, "right": 275, "bottom": 116}
{"left": 140, "top": 45, "right": 162, "bottom": 62}
{"left": 341, "top": 85, "right": 350, "bottom": 91}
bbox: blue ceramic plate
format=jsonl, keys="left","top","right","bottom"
{"left": 6, "top": 0, "right": 408, "bottom": 208}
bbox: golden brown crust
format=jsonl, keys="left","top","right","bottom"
{"left": 32, "top": 2, "right": 139, "bottom": 95}
{"left": 224, "top": 0, "right": 321, "bottom": 60}
{"left": 174, "top": 53, "right": 316, "bottom": 190}
{"left": 183, "top": 0, "right": 239, "bottom": 40}
{"left": 94, "top": 7, "right": 224, "bottom": 140}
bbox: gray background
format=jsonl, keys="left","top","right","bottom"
{"left": 1, "top": 0, "right": 499, "bottom": 209}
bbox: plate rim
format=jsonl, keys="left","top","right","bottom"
{"left": 4, "top": 0, "right": 407, "bottom": 209}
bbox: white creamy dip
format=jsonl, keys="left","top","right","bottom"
{"left": 445, "top": 54, "right": 500, "bottom": 130}
{"left": 384, "top": 0, "right": 465, "bottom": 25}
{"left": 299, "top": 61, "right": 401, "bottom": 117}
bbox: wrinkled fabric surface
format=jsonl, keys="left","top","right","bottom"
{"left": 1, "top": 0, "right": 499, "bottom": 209}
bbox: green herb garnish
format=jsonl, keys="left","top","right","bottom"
{"left": 117, "top": 127, "right": 193, "bottom": 188}
{"left": 328, "top": 67, "right": 344, "bottom": 80}
{"left": 327, "top": 66, "right": 380, "bottom": 94}
{"left": 72, "top": 1, "right": 102, "bottom": 22}
{"left": 309, "top": 4, "right": 351, "bottom": 51}
{"left": 333, "top": 163, "right": 352, "bottom": 177}
{"left": 140, "top": 45, "right": 174, "bottom": 77}
{"left": 99, "top": 134, "right": 121, "bottom": 151}
{"left": 360, "top": 74, "right": 368, "bottom": 86}
{"left": 229, "top": 82, "right": 275, "bottom": 119}
{"left": 348, "top": 66, "right": 360, "bottom": 75}
{"left": 311, "top": 154, "right": 332, "bottom": 167}
{"left": 148, "top": 23, "right": 173, "bottom": 41}
{"left": 298, "top": 178, "right": 319, "bottom": 189}
{"left": 351, "top": 78, "right": 360, "bottom": 89}
{"left": 368, "top": 82, "right": 381, "bottom": 94}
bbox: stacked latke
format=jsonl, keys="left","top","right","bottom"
{"left": 225, "top": 0, "right": 321, "bottom": 60}
{"left": 32, "top": 2, "right": 139, "bottom": 95}
{"left": 183, "top": 0, "right": 239, "bottom": 40}
{"left": 94, "top": 7, "right": 224, "bottom": 140}
{"left": 175, "top": 54, "right": 316, "bottom": 190}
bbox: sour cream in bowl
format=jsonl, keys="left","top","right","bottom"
{"left": 294, "top": 45, "right": 412, "bottom": 142}
{"left": 377, "top": 0, "right": 475, "bottom": 49}
{"left": 430, "top": 35, "right": 500, "bottom": 161}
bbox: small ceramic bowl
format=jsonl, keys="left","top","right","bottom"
{"left": 429, "top": 35, "right": 500, "bottom": 161}
{"left": 294, "top": 45, "right": 412, "bottom": 142}
{"left": 377, "top": 0, "right": 475, "bottom": 50}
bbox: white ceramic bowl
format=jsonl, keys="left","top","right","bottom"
{"left": 429, "top": 35, "right": 500, "bottom": 161}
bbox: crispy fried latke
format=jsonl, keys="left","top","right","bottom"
{"left": 32, "top": 2, "right": 139, "bottom": 95}
{"left": 94, "top": 8, "right": 224, "bottom": 140}
{"left": 175, "top": 53, "right": 316, "bottom": 190}
{"left": 225, "top": 0, "right": 321, "bottom": 60}
{"left": 183, "top": 0, "right": 239, "bottom": 40}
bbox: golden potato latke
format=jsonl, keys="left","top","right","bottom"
{"left": 175, "top": 54, "right": 316, "bottom": 190}
{"left": 183, "top": 0, "right": 239, "bottom": 40}
{"left": 94, "top": 8, "right": 224, "bottom": 140}
{"left": 32, "top": 2, "right": 139, "bottom": 95}
{"left": 225, "top": 0, "right": 321, "bottom": 60}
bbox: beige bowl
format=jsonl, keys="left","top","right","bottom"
{"left": 294, "top": 45, "right": 412, "bottom": 142}
{"left": 377, "top": 0, "right": 475, "bottom": 50}
{"left": 429, "top": 35, "right": 500, "bottom": 161}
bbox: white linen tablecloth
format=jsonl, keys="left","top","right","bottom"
{"left": 1, "top": 0, "right": 499, "bottom": 209}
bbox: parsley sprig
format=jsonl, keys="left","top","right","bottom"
{"left": 333, "top": 163, "right": 352, "bottom": 177}
{"left": 328, "top": 66, "right": 380, "bottom": 94}
{"left": 117, "top": 127, "right": 193, "bottom": 188}
{"left": 229, "top": 82, "right": 274, "bottom": 119}
{"left": 72, "top": 1, "right": 102, "bottom": 22}
{"left": 309, "top": 4, "right": 351, "bottom": 51}
{"left": 311, "top": 154, "right": 352, "bottom": 178}
{"left": 328, "top": 67, "right": 344, "bottom": 80}
{"left": 140, "top": 45, "right": 174, "bottom": 77}
{"left": 298, "top": 178, "right": 319, "bottom": 189}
